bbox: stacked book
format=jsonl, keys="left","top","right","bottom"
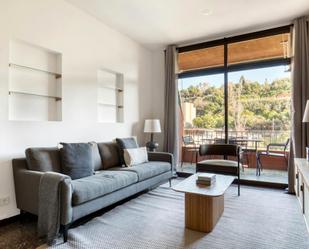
{"left": 196, "top": 173, "right": 216, "bottom": 186}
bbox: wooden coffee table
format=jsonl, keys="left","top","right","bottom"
{"left": 172, "top": 174, "right": 234, "bottom": 233}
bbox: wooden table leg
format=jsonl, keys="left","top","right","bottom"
{"left": 185, "top": 193, "right": 224, "bottom": 233}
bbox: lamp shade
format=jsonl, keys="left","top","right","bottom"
{"left": 303, "top": 100, "right": 309, "bottom": 122}
{"left": 144, "top": 119, "right": 161, "bottom": 133}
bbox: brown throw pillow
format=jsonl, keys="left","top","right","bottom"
{"left": 97, "top": 142, "right": 121, "bottom": 169}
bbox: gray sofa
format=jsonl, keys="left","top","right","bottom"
{"left": 12, "top": 142, "right": 173, "bottom": 242}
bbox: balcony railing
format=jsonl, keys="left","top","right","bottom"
{"left": 181, "top": 128, "right": 289, "bottom": 179}
{"left": 183, "top": 128, "right": 290, "bottom": 149}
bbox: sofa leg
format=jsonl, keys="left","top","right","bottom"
{"left": 169, "top": 179, "right": 172, "bottom": 187}
{"left": 61, "top": 224, "right": 70, "bottom": 243}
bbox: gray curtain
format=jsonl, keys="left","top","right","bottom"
{"left": 289, "top": 16, "right": 309, "bottom": 193}
{"left": 163, "top": 45, "right": 179, "bottom": 172}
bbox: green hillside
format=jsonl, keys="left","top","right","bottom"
{"left": 180, "top": 76, "right": 291, "bottom": 131}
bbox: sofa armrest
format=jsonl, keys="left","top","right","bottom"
{"left": 13, "top": 159, "right": 43, "bottom": 215}
{"left": 12, "top": 159, "right": 73, "bottom": 225}
{"left": 60, "top": 176, "right": 73, "bottom": 225}
{"left": 148, "top": 152, "right": 174, "bottom": 172}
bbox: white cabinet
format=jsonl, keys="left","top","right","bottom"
{"left": 294, "top": 158, "right": 309, "bottom": 230}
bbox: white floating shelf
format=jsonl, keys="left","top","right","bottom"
{"left": 97, "top": 102, "right": 123, "bottom": 108}
{"left": 9, "top": 63, "right": 62, "bottom": 79}
{"left": 9, "top": 91, "right": 62, "bottom": 101}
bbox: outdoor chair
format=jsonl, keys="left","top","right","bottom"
{"left": 196, "top": 144, "right": 242, "bottom": 196}
{"left": 181, "top": 135, "right": 199, "bottom": 167}
{"left": 230, "top": 137, "right": 250, "bottom": 171}
{"left": 256, "top": 138, "right": 290, "bottom": 176}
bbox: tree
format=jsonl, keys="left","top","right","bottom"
{"left": 180, "top": 75, "right": 291, "bottom": 131}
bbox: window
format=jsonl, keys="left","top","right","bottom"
{"left": 177, "top": 26, "right": 291, "bottom": 184}
{"left": 179, "top": 73, "right": 225, "bottom": 140}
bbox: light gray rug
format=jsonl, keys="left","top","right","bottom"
{"left": 49, "top": 183, "right": 309, "bottom": 249}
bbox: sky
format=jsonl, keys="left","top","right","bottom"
{"left": 178, "top": 65, "right": 290, "bottom": 90}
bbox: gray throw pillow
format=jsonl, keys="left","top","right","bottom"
{"left": 116, "top": 137, "right": 139, "bottom": 165}
{"left": 116, "top": 137, "right": 139, "bottom": 149}
{"left": 25, "top": 147, "right": 61, "bottom": 172}
{"left": 60, "top": 143, "right": 94, "bottom": 180}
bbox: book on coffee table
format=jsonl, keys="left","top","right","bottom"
{"left": 196, "top": 173, "right": 216, "bottom": 185}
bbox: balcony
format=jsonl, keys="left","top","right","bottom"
{"left": 178, "top": 128, "right": 289, "bottom": 184}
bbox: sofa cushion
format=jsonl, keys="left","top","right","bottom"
{"left": 89, "top": 142, "right": 103, "bottom": 171}
{"left": 60, "top": 143, "right": 94, "bottom": 180}
{"left": 116, "top": 137, "right": 139, "bottom": 149}
{"left": 116, "top": 137, "right": 139, "bottom": 165}
{"left": 25, "top": 147, "right": 61, "bottom": 172}
{"left": 71, "top": 171, "right": 138, "bottom": 205}
{"left": 124, "top": 147, "right": 148, "bottom": 166}
{"left": 110, "top": 161, "right": 171, "bottom": 181}
{"left": 97, "top": 142, "right": 121, "bottom": 169}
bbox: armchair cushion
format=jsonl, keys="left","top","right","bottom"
{"left": 198, "top": 159, "right": 239, "bottom": 167}
{"left": 197, "top": 159, "right": 240, "bottom": 175}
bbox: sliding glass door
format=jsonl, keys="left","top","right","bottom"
{"left": 177, "top": 26, "right": 291, "bottom": 184}
{"left": 227, "top": 66, "right": 291, "bottom": 183}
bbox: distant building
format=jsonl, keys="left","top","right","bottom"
{"left": 182, "top": 102, "right": 196, "bottom": 128}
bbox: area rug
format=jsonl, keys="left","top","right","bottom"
{"left": 47, "top": 184, "right": 309, "bottom": 249}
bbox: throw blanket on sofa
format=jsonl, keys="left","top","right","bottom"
{"left": 38, "top": 172, "right": 70, "bottom": 246}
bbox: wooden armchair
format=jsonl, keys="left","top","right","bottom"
{"left": 196, "top": 144, "right": 242, "bottom": 196}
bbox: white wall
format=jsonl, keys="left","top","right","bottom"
{"left": 0, "top": 0, "right": 154, "bottom": 220}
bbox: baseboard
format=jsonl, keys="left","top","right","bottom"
{"left": 237, "top": 179, "right": 288, "bottom": 189}
{"left": 0, "top": 214, "right": 20, "bottom": 226}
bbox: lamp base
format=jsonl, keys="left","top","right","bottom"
{"left": 146, "top": 141, "right": 159, "bottom": 152}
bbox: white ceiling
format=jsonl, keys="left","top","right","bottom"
{"left": 66, "top": 0, "right": 309, "bottom": 50}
